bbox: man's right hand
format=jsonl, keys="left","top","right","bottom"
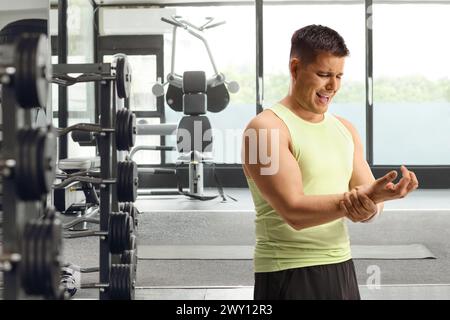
{"left": 355, "top": 165, "right": 419, "bottom": 204}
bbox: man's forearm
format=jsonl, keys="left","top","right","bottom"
{"left": 282, "top": 194, "right": 347, "bottom": 230}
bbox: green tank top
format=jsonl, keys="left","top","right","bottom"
{"left": 247, "top": 103, "right": 354, "bottom": 272}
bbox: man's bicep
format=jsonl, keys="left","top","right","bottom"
{"left": 243, "top": 125, "right": 304, "bottom": 219}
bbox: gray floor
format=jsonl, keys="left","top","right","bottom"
{"left": 3, "top": 188, "right": 450, "bottom": 300}
{"left": 62, "top": 188, "right": 450, "bottom": 300}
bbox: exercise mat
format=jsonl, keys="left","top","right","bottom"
{"left": 138, "top": 244, "right": 436, "bottom": 260}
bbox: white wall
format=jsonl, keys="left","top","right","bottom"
{"left": 0, "top": 0, "right": 50, "bottom": 119}
{"left": 100, "top": 7, "right": 176, "bottom": 35}
{"left": 0, "top": 0, "right": 48, "bottom": 30}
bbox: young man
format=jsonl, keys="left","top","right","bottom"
{"left": 242, "top": 25, "right": 419, "bottom": 300}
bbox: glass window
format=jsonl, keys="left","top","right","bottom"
{"left": 264, "top": 3, "right": 366, "bottom": 153}
{"left": 104, "top": 54, "right": 158, "bottom": 112}
{"left": 373, "top": 3, "right": 450, "bottom": 165}
{"left": 104, "top": 55, "right": 161, "bottom": 165}
{"left": 53, "top": 0, "right": 95, "bottom": 159}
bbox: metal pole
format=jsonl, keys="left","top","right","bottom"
{"left": 98, "top": 80, "right": 112, "bottom": 300}
{"left": 256, "top": 0, "right": 264, "bottom": 114}
{"left": 365, "top": 0, "right": 374, "bottom": 164}
{"left": 58, "top": 0, "right": 69, "bottom": 160}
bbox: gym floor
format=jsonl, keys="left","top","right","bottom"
{"left": 56, "top": 188, "right": 450, "bottom": 300}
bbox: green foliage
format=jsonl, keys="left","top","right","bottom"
{"left": 222, "top": 68, "right": 450, "bottom": 104}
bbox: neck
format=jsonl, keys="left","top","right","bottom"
{"left": 280, "top": 96, "right": 325, "bottom": 123}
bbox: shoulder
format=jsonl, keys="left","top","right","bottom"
{"left": 333, "top": 114, "right": 360, "bottom": 140}
{"left": 243, "top": 109, "right": 293, "bottom": 154}
{"left": 245, "top": 109, "right": 290, "bottom": 137}
{"left": 332, "top": 114, "right": 365, "bottom": 152}
{"left": 333, "top": 115, "right": 356, "bottom": 133}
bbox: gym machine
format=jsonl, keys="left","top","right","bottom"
{"left": 146, "top": 16, "right": 239, "bottom": 201}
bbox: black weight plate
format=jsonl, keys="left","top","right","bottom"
{"left": 108, "top": 213, "right": 118, "bottom": 254}
{"left": 27, "top": 129, "right": 41, "bottom": 199}
{"left": 34, "top": 221, "right": 46, "bottom": 294}
{"left": 15, "top": 34, "right": 49, "bottom": 109}
{"left": 132, "top": 205, "right": 140, "bottom": 228}
{"left": 110, "top": 264, "right": 132, "bottom": 300}
{"left": 32, "top": 221, "right": 43, "bottom": 293}
{"left": 21, "top": 222, "right": 34, "bottom": 293}
{"left": 120, "top": 250, "right": 132, "bottom": 264}
{"left": 122, "top": 202, "right": 130, "bottom": 214}
{"left": 109, "top": 264, "right": 120, "bottom": 299}
{"left": 122, "top": 235, "right": 137, "bottom": 271}
{"left": 115, "top": 109, "right": 122, "bottom": 150}
{"left": 166, "top": 84, "right": 183, "bottom": 112}
{"left": 111, "top": 264, "right": 134, "bottom": 300}
{"left": 41, "top": 219, "right": 52, "bottom": 295}
{"left": 23, "top": 221, "right": 37, "bottom": 294}
{"left": 124, "top": 214, "right": 132, "bottom": 251}
{"left": 39, "top": 221, "right": 50, "bottom": 294}
{"left": 115, "top": 109, "right": 127, "bottom": 151}
{"left": 120, "top": 108, "right": 128, "bottom": 151}
{"left": 122, "top": 162, "right": 131, "bottom": 202}
{"left": 127, "top": 110, "right": 136, "bottom": 149}
{"left": 110, "top": 212, "right": 127, "bottom": 254}
{"left": 129, "top": 161, "right": 138, "bottom": 202}
{"left": 14, "top": 34, "right": 31, "bottom": 108}
{"left": 115, "top": 56, "right": 131, "bottom": 99}
{"left": 129, "top": 204, "right": 138, "bottom": 229}
{"left": 207, "top": 83, "right": 230, "bottom": 113}
{"left": 124, "top": 162, "right": 132, "bottom": 202}
{"left": 121, "top": 202, "right": 135, "bottom": 230}
{"left": 47, "top": 216, "right": 63, "bottom": 298}
{"left": 16, "top": 129, "right": 35, "bottom": 199}
{"left": 39, "top": 128, "right": 57, "bottom": 195}
{"left": 33, "top": 34, "right": 49, "bottom": 109}
{"left": 120, "top": 265, "right": 127, "bottom": 299}
{"left": 117, "top": 162, "right": 126, "bottom": 202}
{"left": 117, "top": 161, "right": 137, "bottom": 203}
{"left": 119, "top": 213, "right": 126, "bottom": 252}
{"left": 120, "top": 109, "right": 131, "bottom": 151}
{"left": 16, "top": 128, "right": 55, "bottom": 200}
{"left": 43, "top": 219, "right": 52, "bottom": 296}
{"left": 126, "top": 264, "right": 134, "bottom": 300}
{"left": 108, "top": 213, "right": 115, "bottom": 253}
{"left": 15, "top": 130, "right": 26, "bottom": 198}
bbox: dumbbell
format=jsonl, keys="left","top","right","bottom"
{"left": 0, "top": 126, "right": 56, "bottom": 200}
{"left": 113, "top": 54, "right": 132, "bottom": 99}
{"left": 57, "top": 108, "right": 136, "bottom": 151}
{"left": 52, "top": 54, "right": 131, "bottom": 100}
{"left": 0, "top": 209, "right": 64, "bottom": 299}
{"left": 75, "top": 263, "right": 135, "bottom": 300}
{"left": 54, "top": 160, "right": 138, "bottom": 203}
{"left": 64, "top": 211, "right": 135, "bottom": 254}
{"left": 0, "top": 33, "right": 49, "bottom": 109}
{"left": 119, "top": 202, "right": 139, "bottom": 228}
{"left": 121, "top": 234, "right": 137, "bottom": 266}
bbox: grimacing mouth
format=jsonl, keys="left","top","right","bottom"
{"left": 316, "top": 92, "right": 332, "bottom": 102}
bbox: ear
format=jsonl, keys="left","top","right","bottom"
{"left": 289, "top": 58, "right": 300, "bottom": 79}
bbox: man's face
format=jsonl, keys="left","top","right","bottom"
{"left": 290, "top": 52, "right": 345, "bottom": 115}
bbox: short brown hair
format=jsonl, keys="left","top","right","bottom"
{"left": 290, "top": 25, "right": 349, "bottom": 65}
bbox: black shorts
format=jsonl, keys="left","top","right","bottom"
{"left": 254, "top": 259, "right": 360, "bottom": 300}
